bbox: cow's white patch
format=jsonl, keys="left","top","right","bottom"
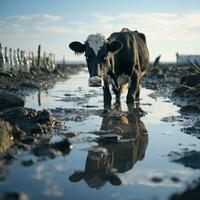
{"left": 106, "top": 74, "right": 130, "bottom": 92}
{"left": 117, "top": 74, "right": 130, "bottom": 90}
{"left": 87, "top": 34, "right": 107, "bottom": 56}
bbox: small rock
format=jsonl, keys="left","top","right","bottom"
{"left": 171, "top": 176, "right": 180, "bottom": 183}
{"left": 0, "top": 119, "right": 13, "bottom": 154}
{"left": 31, "top": 123, "right": 44, "bottom": 134}
{"left": 150, "top": 176, "right": 163, "bottom": 183}
{"left": 64, "top": 130, "right": 79, "bottom": 137}
{"left": 32, "top": 144, "right": 59, "bottom": 159}
{"left": 180, "top": 73, "right": 200, "bottom": 87}
{"left": 52, "top": 139, "right": 71, "bottom": 155}
{"left": 21, "top": 159, "right": 35, "bottom": 167}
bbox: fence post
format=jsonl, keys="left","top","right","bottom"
{"left": 37, "top": 44, "right": 41, "bottom": 67}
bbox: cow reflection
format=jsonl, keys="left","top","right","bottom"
{"left": 69, "top": 105, "right": 148, "bottom": 189}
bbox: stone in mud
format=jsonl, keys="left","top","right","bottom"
{"left": 171, "top": 176, "right": 180, "bottom": 183}
{"left": 172, "top": 85, "right": 192, "bottom": 97}
{"left": 64, "top": 130, "right": 79, "bottom": 138}
{"left": 144, "top": 81, "right": 158, "bottom": 90}
{"left": 21, "top": 159, "right": 35, "bottom": 167}
{"left": 32, "top": 143, "right": 60, "bottom": 159}
{"left": 12, "top": 125, "right": 27, "bottom": 141}
{"left": 180, "top": 73, "right": 200, "bottom": 87}
{"left": 32, "top": 139, "right": 71, "bottom": 159}
{"left": 172, "top": 79, "right": 200, "bottom": 106}
{"left": 157, "top": 73, "right": 167, "bottom": 80}
{"left": 182, "top": 122, "right": 200, "bottom": 139}
{"left": 0, "top": 119, "right": 13, "bottom": 154}
{"left": 0, "top": 92, "right": 24, "bottom": 111}
{"left": 52, "top": 139, "right": 71, "bottom": 155}
{"left": 150, "top": 176, "right": 163, "bottom": 183}
{"left": 180, "top": 104, "right": 200, "bottom": 115}
{"left": 0, "top": 192, "right": 29, "bottom": 200}
{"left": 173, "top": 150, "right": 200, "bottom": 169}
{"left": 0, "top": 107, "right": 54, "bottom": 137}
{"left": 31, "top": 123, "right": 44, "bottom": 135}
{"left": 34, "top": 110, "right": 53, "bottom": 125}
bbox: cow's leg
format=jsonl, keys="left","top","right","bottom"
{"left": 126, "top": 70, "right": 140, "bottom": 104}
{"left": 136, "top": 70, "right": 145, "bottom": 101}
{"left": 103, "top": 81, "right": 112, "bottom": 108}
{"left": 135, "top": 83, "right": 141, "bottom": 101}
{"left": 112, "top": 87, "right": 121, "bottom": 104}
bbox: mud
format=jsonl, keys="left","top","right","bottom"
{"left": 143, "top": 63, "right": 200, "bottom": 199}
{"left": 0, "top": 64, "right": 83, "bottom": 199}
{"left": 0, "top": 64, "right": 83, "bottom": 97}
{"left": 144, "top": 63, "right": 200, "bottom": 138}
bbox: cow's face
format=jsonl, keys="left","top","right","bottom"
{"left": 69, "top": 34, "right": 122, "bottom": 87}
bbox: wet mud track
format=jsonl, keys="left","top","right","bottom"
{"left": 1, "top": 71, "right": 200, "bottom": 200}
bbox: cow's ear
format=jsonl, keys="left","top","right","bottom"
{"left": 68, "top": 171, "right": 84, "bottom": 182}
{"left": 107, "top": 40, "right": 123, "bottom": 54}
{"left": 107, "top": 173, "right": 122, "bottom": 186}
{"left": 69, "top": 41, "right": 85, "bottom": 54}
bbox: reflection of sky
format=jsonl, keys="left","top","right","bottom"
{"left": 120, "top": 169, "right": 192, "bottom": 187}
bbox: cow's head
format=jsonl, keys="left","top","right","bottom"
{"left": 69, "top": 34, "right": 123, "bottom": 87}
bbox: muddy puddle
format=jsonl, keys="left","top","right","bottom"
{"left": 1, "top": 71, "right": 200, "bottom": 200}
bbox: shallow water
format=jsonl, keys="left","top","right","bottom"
{"left": 1, "top": 71, "right": 200, "bottom": 200}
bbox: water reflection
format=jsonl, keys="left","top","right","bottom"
{"left": 69, "top": 104, "right": 148, "bottom": 189}
{"left": 38, "top": 90, "right": 41, "bottom": 106}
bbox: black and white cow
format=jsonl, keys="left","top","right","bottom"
{"left": 69, "top": 28, "right": 149, "bottom": 107}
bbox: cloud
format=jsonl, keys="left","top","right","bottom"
{"left": 34, "top": 25, "right": 87, "bottom": 35}
{"left": 90, "top": 11, "right": 200, "bottom": 40}
{"left": 0, "top": 14, "right": 62, "bottom": 36}
{"left": 35, "top": 26, "right": 70, "bottom": 34}
{"left": 80, "top": 11, "right": 200, "bottom": 41}
{"left": 1, "top": 11, "right": 200, "bottom": 61}
{"left": 5, "top": 14, "right": 62, "bottom": 22}
{"left": 2, "top": 11, "right": 200, "bottom": 40}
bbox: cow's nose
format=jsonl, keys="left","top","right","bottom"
{"left": 89, "top": 76, "right": 102, "bottom": 87}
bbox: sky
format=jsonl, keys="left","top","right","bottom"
{"left": 0, "top": 0, "right": 200, "bottom": 62}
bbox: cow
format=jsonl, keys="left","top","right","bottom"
{"left": 69, "top": 28, "right": 149, "bottom": 107}
{"left": 68, "top": 105, "right": 148, "bottom": 189}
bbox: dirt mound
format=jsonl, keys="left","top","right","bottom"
{"left": 0, "top": 92, "right": 24, "bottom": 111}
{"left": 0, "top": 119, "right": 13, "bottom": 154}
